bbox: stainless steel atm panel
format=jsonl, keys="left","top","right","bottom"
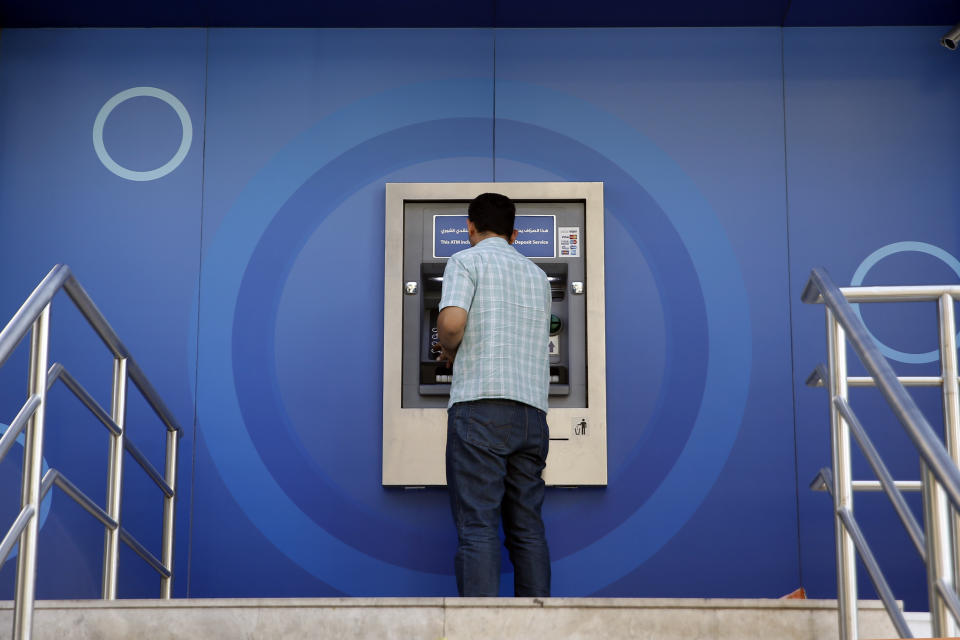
{"left": 383, "top": 182, "right": 606, "bottom": 487}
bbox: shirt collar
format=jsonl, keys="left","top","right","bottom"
{"left": 476, "top": 236, "right": 510, "bottom": 248}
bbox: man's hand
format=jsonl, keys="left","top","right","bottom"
{"left": 437, "top": 344, "right": 458, "bottom": 368}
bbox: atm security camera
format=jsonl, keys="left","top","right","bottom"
{"left": 942, "top": 23, "right": 960, "bottom": 50}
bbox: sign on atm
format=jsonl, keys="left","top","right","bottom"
{"left": 433, "top": 215, "right": 556, "bottom": 258}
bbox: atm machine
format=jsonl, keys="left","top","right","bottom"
{"left": 382, "top": 182, "right": 606, "bottom": 486}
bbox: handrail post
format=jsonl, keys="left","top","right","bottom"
{"left": 160, "top": 427, "right": 178, "bottom": 598}
{"left": 12, "top": 304, "right": 51, "bottom": 640}
{"left": 938, "top": 292, "right": 960, "bottom": 628}
{"left": 923, "top": 459, "right": 959, "bottom": 636}
{"left": 102, "top": 357, "right": 127, "bottom": 599}
{"left": 827, "top": 308, "right": 857, "bottom": 640}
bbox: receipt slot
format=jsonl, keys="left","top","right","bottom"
{"left": 383, "top": 183, "right": 607, "bottom": 486}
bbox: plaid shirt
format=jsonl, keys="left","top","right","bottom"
{"left": 439, "top": 237, "right": 552, "bottom": 412}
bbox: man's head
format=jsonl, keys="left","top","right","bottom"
{"left": 467, "top": 193, "right": 516, "bottom": 245}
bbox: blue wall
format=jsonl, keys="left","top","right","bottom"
{"left": 0, "top": 27, "right": 957, "bottom": 608}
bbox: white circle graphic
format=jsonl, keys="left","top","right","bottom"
{"left": 851, "top": 241, "right": 960, "bottom": 364}
{"left": 92, "top": 87, "right": 193, "bottom": 182}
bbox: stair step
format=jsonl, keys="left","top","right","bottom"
{"left": 0, "top": 597, "right": 899, "bottom": 640}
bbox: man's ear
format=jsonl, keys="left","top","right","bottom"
{"left": 466, "top": 219, "right": 477, "bottom": 234}
{"left": 509, "top": 229, "right": 518, "bottom": 244}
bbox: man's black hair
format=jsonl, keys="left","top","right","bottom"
{"left": 468, "top": 193, "right": 516, "bottom": 238}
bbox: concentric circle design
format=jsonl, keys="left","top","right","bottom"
{"left": 851, "top": 241, "right": 960, "bottom": 364}
{"left": 193, "top": 78, "right": 752, "bottom": 595}
{"left": 233, "top": 118, "right": 705, "bottom": 576}
{"left": 92, "top": 87, "right": 193, "bottom": 182}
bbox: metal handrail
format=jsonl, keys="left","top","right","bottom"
{"left": 0, "top": 508, "right": 36, "bottom": 571}
{"left": 811, "top": 475, "right": 923, "bottom": 493}
{"left": 46, "top": 363, "right": 122, "bottom": 436}
{"left": 0, "top": 265, "right": 181, "bottom": 434}
{"left": 835, "top": 398, "right": 926, "bottom": 560}
{"left": 119, "top": 528, "right": 171, "bottom": 578}
{"left": 0, "top": 265, "right": 183, "bottom": 640}
{"left": 0, "top": 395, "right": 41, "bottom": 464}
{"left": 804, "top": 267, "right": 960, "bottom": 639}
{"left": 39, "top": 469, "right": 118, "bottom": 531}
{"left": 802, "top": 270, "right": 960, "bottom": 507}
{"left": 45, "top": 362, "right": 173, "bottom": 496}
{"left": 837, "top": 504, "right": 913, "bottom": 637}
{"left": 125, "top": 438, "right": 175, "bottom": 498}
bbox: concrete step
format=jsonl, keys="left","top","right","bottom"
{"left": 903, "top": 611, "right": 932, "bottom": 637}
{"left": 0, "top": 597, "right": 900, "bottom": 640}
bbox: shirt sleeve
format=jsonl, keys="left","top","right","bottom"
{"left": 544, "top": 278, "right": 553, "bottom": 321}
{"left": 439, "top": 253, "right": 476, "bottom": 312}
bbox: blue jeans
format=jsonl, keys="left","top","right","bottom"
{"left": 446, "top": 399, "right": 551, "bottom": 597}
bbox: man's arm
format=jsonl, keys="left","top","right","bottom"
{"left": 437, "top": 306, "right": 467, "bottom": 366}
{"left": 437, "top": 253, "right": 474, "bottom": 368}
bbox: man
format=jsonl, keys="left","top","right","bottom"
{"left": 436, "top": 192, "right": 552, "bottom": 597}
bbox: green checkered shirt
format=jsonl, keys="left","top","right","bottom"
{"left": 439, "top": 237, "right": 552, "bottom": 412}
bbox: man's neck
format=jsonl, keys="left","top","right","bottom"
{"left": 474, "top": 232, "right": 507, "bottom": 243}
